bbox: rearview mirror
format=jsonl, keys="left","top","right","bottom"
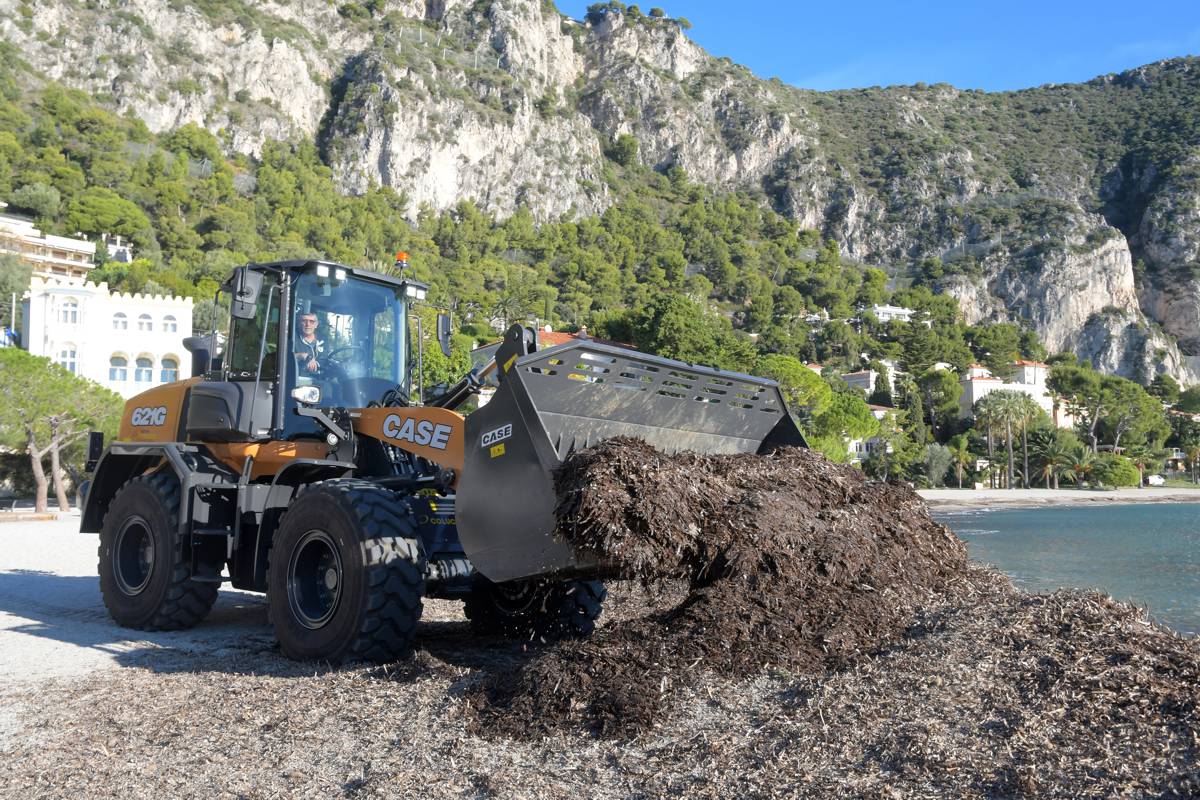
{"left": 230, "top": 268, "right": 263, "bottom": 320}
{"left": 437, "top": 313, "right": 452, "bottom": 358}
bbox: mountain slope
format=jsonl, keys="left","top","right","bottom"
{"left": 1, "top": 0, "right": 1198, "bottom": 382}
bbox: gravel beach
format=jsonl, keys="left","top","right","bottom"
{"left": 1, "top": 508, "right": 1197, "bottom": 798}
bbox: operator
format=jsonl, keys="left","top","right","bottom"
{"left": 293, "top": 311, "right": 345, "bottom": 381}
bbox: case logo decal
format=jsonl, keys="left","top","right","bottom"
{"left": 481, "top": 423, "right": 512, "bottom": 447}
{"left": 383, "top": 414, "right": 452, "bottom": 450}
{"left": 130, "top": 406, "right": 168, "bottom": 426}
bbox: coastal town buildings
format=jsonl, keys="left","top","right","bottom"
{"left": 21, "top": 275, "right": 193, "bottom": 398}
{"left": 2, "top": 204, "right": 192, "bottom": 397}
{"left": 958, "top": 361, "right": 1075, "bottom": 428}
{"left": 0, "top": 206, "right": 95, "bottom": 281}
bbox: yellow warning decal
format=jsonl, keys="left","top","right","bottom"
{"left": 502, "top": 354, "right": 517, "bottom": 372}
{"left": 489, "top": 443, "right": 506, "bottom": 458}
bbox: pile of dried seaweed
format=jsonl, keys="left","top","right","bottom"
{"left": 468, "top": 438, "right": 970, "bottom": 737}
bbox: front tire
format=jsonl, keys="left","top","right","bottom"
{"left": 98, "top": 472, "right": 218, "bottom": 630}
{"left": 268, "top": 480, "right": 426, "bottom": 663}
{"left": 463, "top": 578, "right": 606, "bottom": 640}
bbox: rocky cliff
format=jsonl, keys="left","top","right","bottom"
{"left": 1, "top": 0, "right": 1198, "bottom": 382}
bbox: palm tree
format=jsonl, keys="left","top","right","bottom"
{"left": 986, "top": 390, "right": 1024, "bottom": 491}
{"left": 1124, "top": 445, "right": 1157, "bottom": 488}
{"left": 1186, "top": 444, "right": 1200, "bottom": 485}
{"left": 1067, "top": 445, "right": 1097, "bottom": 488}
{"left": 1035, "top": 438, "right": 1071, "bottom": 489}
{"left": 1017, "top": 395, "right": 1040, "bottom": 489}
{"left": 947, "top": 434, "right": 973, "bottom": 489}
{"left": 973, "top": 397, "right": 999, "bottom": 488}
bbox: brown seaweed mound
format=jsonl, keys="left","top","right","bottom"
{"left": 468, "top": 438, "right": 971, "bottom": 737}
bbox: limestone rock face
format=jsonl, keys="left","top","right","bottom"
{"left": 0, "top": 0, "right": 357, "bottom": 153}
{"left": 939, "top": 210, "right": 1198, "bottom": 383}
{"left": 4, "top": 0, "right": 1200, "bottom": 383}
{"left": 1134, "top": 155, "right": 1200, "bottom": 356}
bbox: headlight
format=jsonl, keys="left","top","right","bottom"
{"left": 315, "top": 264, "right": 330, "bottom": 278}
{"left": 291, "top": 386, "right": 321, "bottom": 405}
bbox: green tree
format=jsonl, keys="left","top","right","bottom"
{"left": 65, "top": 186, "right": 154, "bottom": 249}
{"left": 0, "top": 349, "right": 123, "bottom": 512}
{"left": 916, "top": 367, "right": 962, "bottom": 441}
{"left": 608, "top": 134, "right": 639, "bottom": 167}
{"left": 9, "top": 181, "right": 60, "bottom": 219}
{"left": 0, "top": 253, "right": 32, "bottom": 331}
{"left": 976, "top": 390, "right": 1023, "bottom": 489}
{"left": 1187, "top": 444, "right": 1200, "bottom": 485}
{"left": 922, "top": 443, "right": 953, "bottom": 487}
{"left": 757, "top": 354, "right": 832, "bottom": 419}
{"left": 1034, "top": 435, "right": 1072, "bottom": 489}
{"left": 810, "top": 390, "right": 880, "bottom": 460}
{"left": 1148, "top": 373, "right": 1181, "bottom": 404}
{"left": 1095, "top": 454, "right": 1140, "bottom": 488}
{"left": 946, "top": 433, "right": 973, "bottom": 489}
{"left": 899, "top": 323, "right": 940, "bottom": 374}
{"left": 969, "top": 323, "right": 1022, "bottom": 376}
{"left": 1013, "top": 393, "right": 1042, "bottom": 488}
{"left": 1123, "top": 444, "right": 1157, "bottom": 488}
{"left": 1097, "top": 375, "right": 1167, "bottom": 450}
{"left": 1048, "top": 363, "right": 1107, "bottom": 452}
{"left": 1066, "top": 445, "right": 1097, "bottom": 488}
{"left": 1176, "top": 386, "right": 1200, "bottom": 413}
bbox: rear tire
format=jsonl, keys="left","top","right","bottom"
{"left": 268, "top": 480, "right": 425, "bottom": 663}
{"left": 463, "top": 577, "right": 606, "bottom": 640}
{"left": 98, "top": 472, "right": 218, "bottom": 631}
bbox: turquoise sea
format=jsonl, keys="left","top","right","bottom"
{"left": 935, "top": 503, "right": 1200, "bottom": 636}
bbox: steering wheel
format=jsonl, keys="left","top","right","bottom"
{"left": 326, "top": 345, "right": 367, "bottom": 367}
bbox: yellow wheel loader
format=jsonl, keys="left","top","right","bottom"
{"left": 82, "top": 260, "right": 806, "bottom": 662}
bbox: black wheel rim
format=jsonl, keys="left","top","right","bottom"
{"left": 489, "top": 580, "right": 543, "bottom": 616}
{"left": 113, "top": 515, "right": 155, "bottom": 596}
{"left": 287, "top": 530, "right": 343, "bottom": 630}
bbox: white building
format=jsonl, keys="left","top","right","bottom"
{"left": 848, "top": 404, "right": 895, "bottom": 462}
{"left": 22, "top": 276, "right": 193, "bottom": 398}
{"left": 865, "top": 304, "right": 912, "bottom": 323}
{"left": 841, "top": 369, "right": 877, "bottom": 395}
{"left": 958, "top": 361, "right": 1075, "bottom": 428}
{"left": 101, "top": 233, "right": 135, "bottom": 263}
{"left": 841, "top": 358, "right": 900, "bottom": 396}
{"left": 0, "top": 207, "right": 96, "bottom": 281}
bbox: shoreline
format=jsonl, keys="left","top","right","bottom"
{"left": 919, "top": 486, "right": 1200, "bottom": 512}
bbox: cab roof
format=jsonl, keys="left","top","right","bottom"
{"left": 239, "top": 259, "right": 415, "bottom": 290}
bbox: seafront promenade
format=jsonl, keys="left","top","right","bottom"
{"left": 920, "top": 486, "right": 1200, "bottom": 511}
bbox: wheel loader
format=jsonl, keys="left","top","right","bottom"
{"left": 82, "top": 259, "right": 806, "bottom": 662}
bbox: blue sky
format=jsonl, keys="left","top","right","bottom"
{"left": 557, "top": 1, "right": 1200, "bottom": 91}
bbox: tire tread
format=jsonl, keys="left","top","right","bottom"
{"left": 98, "top": 471, "right": 218, "bottom": 631}
{"left": 268, "top": 479, "right": 425, "bottom": 663}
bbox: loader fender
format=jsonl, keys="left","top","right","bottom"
{"left": 82, "top": 443, "right": 189, "bottom": 533}
{"left": 81, "top": 443, "right": 239, "bottom": 533}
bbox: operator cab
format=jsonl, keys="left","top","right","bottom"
{"left": 185, "top": 260, "right": 430, "bottom": 444}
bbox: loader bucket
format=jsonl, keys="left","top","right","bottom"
{"left": 455, "top": 340, "right": 807, "bottom": 583}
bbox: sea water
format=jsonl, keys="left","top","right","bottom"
{"left": 935, "top": 503, "right": 1200, "bottom": 636}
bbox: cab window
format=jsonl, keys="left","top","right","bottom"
{"left": 227, "top": 273, "right": 280, "bottom": 379}
{"left": 288, "top": 271, "right": 407, "bottom": 408}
